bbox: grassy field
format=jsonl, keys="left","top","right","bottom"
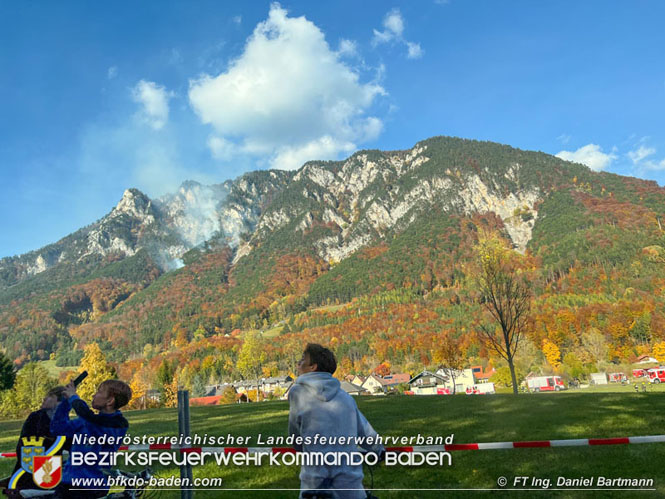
{"left": 494, "top": 381, "right": 665, "bottom": 395}
{"left": 2, "top": 392, "right": 665, "bottom": 498}
{"left": 39, "top": 359, "right": 78, "bottom": 378}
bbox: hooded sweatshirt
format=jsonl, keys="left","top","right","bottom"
{"left": 288, "top": 372, "right": 383, "bottom": 487}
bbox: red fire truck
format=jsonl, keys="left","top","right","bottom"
{"left": 526, "top": 376, "right": 566, "bottom": 392}
{"left": 647, "top": 367, "right": 665, "bottom": 384}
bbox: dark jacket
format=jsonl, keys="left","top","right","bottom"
{"left": 50, "top": 395, "right": 128, "bottom": 487}
{"left": 11, "top": 408, "right": 64, "bottom": 489}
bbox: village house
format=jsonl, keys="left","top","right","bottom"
{"left": 232, "top": 380, "right": 257, "bottom": 395}
{"left": 435, "top": 367, "right": 476, "bottom": 393}
{"left": 339, "top": 381, "right": 368, "bottom": 396}
{"left": 261, "top": 375, "right": 293, "bottom": 394}
{"left": 471, "top": 365, "right": 496, "bottom": 383}
{"left": 361, "top": 374, "right": 389, "bottom": 394}
{"left": 131, "top": 388, "right": 162, "bottom": 409}
{"left": 382, "top": 373, "right": 411, "bottom": 388}
{"left": 407, "top": 370, "right": 449, "bottom": 395}
{"left": 636, "top": 354, "right": 659, "bottom": 365}
{"left": 204, "top": 383, "right": 235, "bottom": 397}
{"left": 190, "top": 394, "right": 228, "bottom": 406}
{"left": 360, "top": 373, "right": 411, "bottom": 395}
{"left": 230, "top": 376, "right": 293, "bottom": 397}
{"left": 145, "top": 389, "right": 161, "bottom": 402}
{"left": 282, "top": 379, "right": 367, "bottom": 400}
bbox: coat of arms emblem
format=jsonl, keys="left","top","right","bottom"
{"left": 20, "top": 436, "right": 45, "bottom": 473}
{"left": 9, "top": 435, "right": 66, "bottom": 490}
{"left": 32, "top": 455, "right": 62, "bottom": 489}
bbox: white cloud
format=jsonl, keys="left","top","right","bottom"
{"left": 406, "top": 42, "right": 423, "bottom": 59}
{"left": 381, "top": 9, "right": 404, "bottom": 40}
{"left": 624, "top": 138, "right": 665, "bottom": 171}
{"left": 232, "top": 15, "right": 242, "bottom": 25}
{"left": 372, "top": 9, "right": 423, "bottom": 59}
{"left": 207, "top": 135, "right": 237, "bottom": 160}
{"left": 556, "top": 133, "right": 571, "bottom": 145}
{"left": 132, "top": 80, "right": 174, "bottom": 130}
{"left": 645, "top": 159, "right": 665, "bottom": 170}
{"left": 628, "top": 145, "right": 656, "bottom": 164}
{"left": 635, "top": 157, "right": 665, "bottom": 171}
{"left": 646, "top": 158, "right": 665, "bottom": 170}
{"left": 338, "top": 39, "right": 358, "bottom": 58}
{"left": 556, "top": 144, "right": 616, "bottom": 171}
{"left": 188, "top": 3, "right": 385, "bottom": 170}
{"left": 372, "top": 29, "right": 393, "bottom": 46}
{"left": 271, "top": 136, "right": 356, "bottom": 171}
{"left": 107, "top": 66, "right": 118, "bottom": 79}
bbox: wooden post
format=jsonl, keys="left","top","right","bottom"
{"left": 178, "top": 390, "right": 193, "bottom": 499}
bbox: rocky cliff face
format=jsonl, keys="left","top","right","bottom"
{"left": 0, "top": 136, "right": 580, "bottom": 289}
{"left": 250, "top": 141, "right": 545, "bottom": 263}
{"left": 85, "top": 188, "right": 156, "bottom": 259}
{"left": 0, "top": 171, "right": 291, "bottom": 286}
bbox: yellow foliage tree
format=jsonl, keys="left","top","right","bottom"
{"left": 653, "top": 341, "right": 665, "bottom": 363}
{"left": 178, "top": 365, "right": 194, "bottom": 391}
{"left": 77, "top": 342, "right": 116, "bottom": 401}
{"left": 473, "top": 233, "right": 531, "bottom": 394}
{"left": 218, "top": 385, "right": 237, "bottom": 405}
{"left": 163, "top": 373, "right": 179, "bottom": 408}
{"left": 542, "top": 339, "right": 562, "bottom": 370}
{"left": 237, "top": 332, "right": 266, "bottom": 396}
{"left": 245, "top": 388, "right": 263, "bottom": 402}
{"left": 337, "top": 357, "right": 353, "bottom": 377}
{"left": 262, "top": 362, "right": 278, "bottom": 378}
{"left": 128, "top": 368, "right": 152, "bottom": 410}
{"left": 173, "top": 325, "right": 189, "bottom": 349}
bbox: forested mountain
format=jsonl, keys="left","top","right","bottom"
{"left": 1, "top": 136, "right": 664, "bottom": 390}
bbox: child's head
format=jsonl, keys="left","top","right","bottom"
{"left": 92, "top": 380, "right": 132, "bottom": 411}
{"left": 298, "top": 343, "right": 337, "bottom": 374}
{"left": 41, "top": 386, "right": 66, "bottom": 410}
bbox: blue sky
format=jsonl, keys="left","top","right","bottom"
{"left": 1, "top": 1, "right": 664, "bottom": 258}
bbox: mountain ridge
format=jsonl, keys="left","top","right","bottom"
{"left": 2, "top": 135, "right": 665, "bottom": 368}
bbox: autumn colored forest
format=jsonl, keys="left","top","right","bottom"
{"left": 2, "top": 138, "right": 665, "bottom": 416}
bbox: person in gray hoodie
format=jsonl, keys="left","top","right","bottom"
{"left": 288, "top": 343, "right": 383, "bottom": 499}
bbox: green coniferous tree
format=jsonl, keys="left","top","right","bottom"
{"left": 0, "top": 352, "right": 16, "bottom": 390}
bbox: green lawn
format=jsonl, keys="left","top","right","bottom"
{"left": 262, "top": 324, "right": 285, "bottom": 338}
{"left": 2, "top": 392, "right": 664, "bottom": 498}
{"left": 493, "top": 381, "right": 665, "bottom": 395}
{"left": 38, "top": 359, "right": 78, "bottom": 378}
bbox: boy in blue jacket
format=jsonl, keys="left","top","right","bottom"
{"left": 50, "top": 379, "right": 131, "bottom": 499}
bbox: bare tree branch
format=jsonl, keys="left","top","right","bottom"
{"left": 474, "top": 237, "right": 531, "bottom": 394}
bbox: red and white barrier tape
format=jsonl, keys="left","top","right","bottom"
{"left": 2, "top": 434, "right": 664, "bottom": 459}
